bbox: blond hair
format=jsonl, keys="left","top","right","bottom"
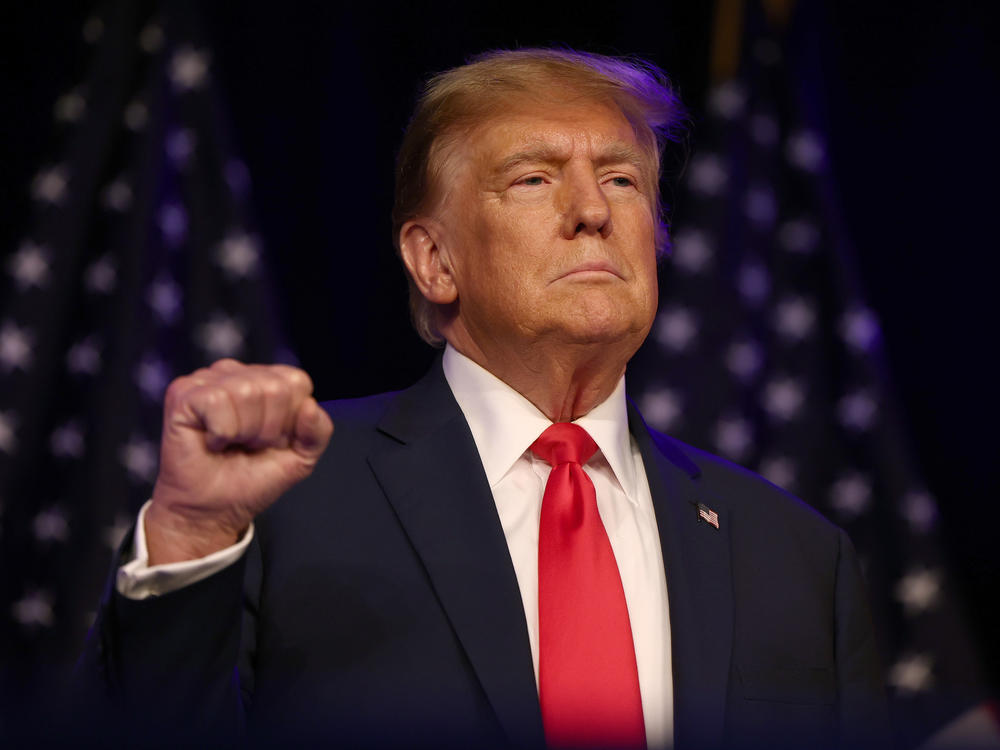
{"left": 392, "top": 48, "right": 686, "bottom": 346}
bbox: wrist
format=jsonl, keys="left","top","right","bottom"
{"left": 144, "top": 498, "right": 247, "bottom": 565}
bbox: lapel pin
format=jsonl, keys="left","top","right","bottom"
{"left": 693, "top": 501, "right": 720, "bottom": 529}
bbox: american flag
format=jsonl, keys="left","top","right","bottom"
{"left": 696, "top": 502, "right": 720, "bottom": 530}
{"left": 628, "top": 3, "right": 994, "bottom": 746}
{"left": 0, "top": 0, "right": 285, "bottom": 708}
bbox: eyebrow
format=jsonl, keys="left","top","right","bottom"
{"left": 494, "top": 141, "right": 646, "bottom": 176}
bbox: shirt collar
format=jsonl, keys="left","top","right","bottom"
{"left": 442, "top": 344, "right": 639, "bottom": 505}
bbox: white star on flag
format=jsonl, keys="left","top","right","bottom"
{"left": 120, "top": 437, "right": 158, "bottom": 483}
{"left": 11, "top": 590, "right": 55, "bottom": 628}
{"left": 759, "top": 456, "right": 797, "bottom": 490}
{"left": 147, "top": 276, "right": 183, "bottom": 324}
{"left": 640, "top": 388, "right": 683, "bottom": 431}
{"left": 707, "top": 81, "right": 747, "bottom": 120}
{"left": 50, "top": 421, "right": 85, "bottom": 458}
{"left": 135, "top": 356, "right": 171, "bottom": 401}
{"left": 84, "top": 255, "right": 117, "bottom": 294}
{"left": 170, "top": 47, "right": 210, "bottom": 91}
{"left": 900, "top": 490, "right": 938, "bottom": 534}
{"left": 671, "top": 229, "right": 713, "bottom": 274}
{"left": 158, "top": 202, "right": 188, "bottom": 246}
{"left": 786, "top": 130, "right": 826, "bottom": 172}
{"left": 215, "top": 231, "right": 260, "bottom": 278}
{"left": 829, "top": 472, "right": 872, "bottom": 517}
{"left": 838, "top": 390, "right": 878, "bottom": 431}
{"left": 66, "top": 336, "right": 102, "bottom": 375}
{"left": 101, "top": 177, "right": 132, "bottom": 212}
{"left": 166, "top": 128, "right": 196, "bottom": 168}
{"left": 714, "top": 416, "right": 753, "bottom": 460}
{"left": 779, "top": 218, "right": 820, "bottom": 254}
{"left": 7, "top": 242, "right": 50, "bottom": 290}
{"left": 32, "top": 165, "right": 69, "bottom": 204}
{"left": 725, "top": 339, "right": 764, "bottom": 382}
{"left": 762, "top": 377, "right": 805, "bottom": 421}
{"left": 655, "top": 307, "right": 699, "bottom": 352}
{"left": 688, "top": 154, "right": 729, "bottom": 195}
{"left": 33, "top": 507, "right": 70, "bottom": 543}
{"left": 139, "top": 23, "right": 164, "bottom": 54}
{"left": 744, "top": 185, "right": 777, "bottom": 229}
{"left": 0, "top": 410, "right": 17, "bottom": 454}
{"left": 54, "top": 89, "right": 86, "bottom": 122}
{"left": 895, "top": 568, "right": 942, "bottom": 614}
{"left": 123, "top": 100, "right": 148, "bottom": 131}
{"left": 750, "top": 113, "right": 778, "bottom": 147}
{"left": 0, "top": 321, "right": 34, "bottom": 372}
{"left": 774, "top": 296, "right": 816, "bottom": 341}
{"left": 738, "top": 262, "right": 771, "bottom": 306}
{"left": 840, "top": 307, "right": 880, "bottom": 352}
{"left": 888, "top": 654, "right": 934, "bottom": 694}
{"left": 197, "top": 316, "right": 245, "bottom": 359}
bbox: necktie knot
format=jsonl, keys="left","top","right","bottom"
{"left": 530, "top": 422, "right": 598, "bottom": 467}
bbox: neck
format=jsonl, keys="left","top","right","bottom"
{"left": 446, "top": 333, "right": 634, "bottom": 422}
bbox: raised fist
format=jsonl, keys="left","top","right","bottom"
{"left": 145, "top": 359, "right": 334, "bottom": 565}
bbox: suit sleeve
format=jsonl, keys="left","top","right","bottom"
{"left": 73, "top": 525, "right": 257, "bottom": 741}
{"left": 834, "top": 528, "right": 891, "bottom": 747}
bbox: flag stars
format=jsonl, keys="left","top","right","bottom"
{"left": 901, "top": 490, "right": 938, "bottom": 534}
{"left": 12, "top": 590, "right": 55, "bottom": 628}
{"left": 54, "top": 89, "right": 86, "bottom": 122}
{"left": 33, "top": 507, "right": 70, "bottom": 543}
{"left": 895, "top": 568, "right": 942, "bottom": 614}
{"left": 102, "top": 178, "right": 133, "bottom": 212}
{"left": 750, "top": 113, "right": 779, "bottom": 147}
{"left": 773, "top": 297, "right": 816, "bottom": 341}
{"left": 215, "top": 232, "right": 260, "bottom": 278}
{"left": 688, "top": 154, "right": 729, "bottom": 196}
{"left": 124, "top": 100, "right": 148, "bottom": 132}
{"left": 738, "top": 262, "right": 771, "bottom": 306}
{"left": 7, "top": 242, "right": 51, "bottom": 290}
{"left": 762, "top": 377, "right": 805, "bottom": 421}
{"left": 744, "top": 185, "right": 778, "bottom": 229}
{"left": 0, "top": 322, "right": 34, "bottom": 372}
{"left": 829, "top": 472, "right": 872, "bottom": 518}
{"left": 0, "top": 411, "right": 17, "bottom": 454}
{"left": 840, "top": 307, "right": 881, "bottom": 352}
{"left": 120, "top": 437, "right": 158, "bottom": 483}
{"left": 170, "top": 47, "right": 210, "bottom": 91}
{"left": 66, "top": 336, "right": 102, "bottom": 375}
{"left": 138, "top": 23, "right": 164, "bottom": 53}
{"left": 778, "top": 218, "right": 820, "bottom": 254}
{"left": 147, "top": 276, "right": 183, "bottom": 325}
{"left": 159, "top": 203, "right": 188, "bottom": 246}
{"left": 640, "top": 388, "right": 683, "bottom": 431}
{"left": 671, "top": 229, "right": 713, "bottom": 274}
{"left": 84, "top": 255, "right": 117, "bottom": 294}
{"left": 50, "top": 421, "right": 85, "bottom": 458}
{"left": 759, "top": 456, "right": 796, "bottom": 490}
{"left": 786, "top": 130, "right": 826, "bottom": 172}
{"left": 838, "top": 390, "right": 878, "bottom": 431}
{"left": 725, "top": 340, "right": 763, "bottom": 382}
{"left": 197, "top": 316, "right": 245, "bottom": 359}
{"left": 135, "top": 356, "right": 171, "bottom": 401}
{"left": 714, "top": 417, "right": 753, "bottom": 461}
{"left": 166, "top": 128, "right": 196, "bottom": 168}
{"left": 707, "top": 81, "right": 747, "bottom": 120}
{"left": 655, "top": 308, "right": 699, "bottom": 353}
{"left": 889, "top": 654, "right": 934, "bottom": 694}
{"left": 32, "top": 165, "right": 69, "bottom": 204}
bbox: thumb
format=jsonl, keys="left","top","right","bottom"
{"left": 292, "top": 398, "right": 334, "bottom": 460}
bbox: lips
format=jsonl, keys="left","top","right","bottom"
{"left": 554, "top": 260, "right": 624, "bottom": 282}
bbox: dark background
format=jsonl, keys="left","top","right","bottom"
{"left": 2, "top": 0, "right": 997, "bottom": 689}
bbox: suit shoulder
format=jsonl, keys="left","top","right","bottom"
{"left": 648, "top": 427, "right": 838, "bottom": 537}
{"left": 319, "top": 390, "right": 399, "bottom": 427}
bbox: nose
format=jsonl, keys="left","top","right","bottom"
{"left": 560, "top": 170, "right": 613, "bottom": 240}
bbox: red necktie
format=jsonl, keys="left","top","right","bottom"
{"left": 531, "top": 422, "right": 646, "bottom": 749}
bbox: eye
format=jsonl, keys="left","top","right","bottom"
{"left": 517, "top": 175, "right": 546, "bottom": 186}
{"left": 609, "top": 176, "right": 635, "bottom": 188}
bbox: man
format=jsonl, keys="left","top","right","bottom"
{"left": 82, "top": 49, "right": 887, "bottom": 748}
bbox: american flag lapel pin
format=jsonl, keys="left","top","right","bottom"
{"left": 694, "top": 501, "right": 720, "bottom": 529}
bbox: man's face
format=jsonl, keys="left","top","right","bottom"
{"left": 431, "top": 98, "right": 659, "bottom": 359}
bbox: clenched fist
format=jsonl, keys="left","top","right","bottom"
{"left": 145, "top": 359, "right": 334, "bottom": 565}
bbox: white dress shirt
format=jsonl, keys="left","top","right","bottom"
{"left": 118, "top": 345, "right": 673, "bottom": 747}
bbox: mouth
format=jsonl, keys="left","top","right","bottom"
{"left": 553, "top": 261, "right": 624, "bottom": 283}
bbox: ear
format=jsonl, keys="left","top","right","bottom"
{"left": 399, "top": 219, "right": 458, "bottom": 305}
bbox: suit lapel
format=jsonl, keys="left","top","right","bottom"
{"left": 629, "top": 402, "right": 734, "bottom": 749}
{"left": 367, "top": 361, "right": 544, "bottom": 749}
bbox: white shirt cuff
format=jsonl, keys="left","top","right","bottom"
{"left": 116, "top": 500, "right": 254, "bottom": 600}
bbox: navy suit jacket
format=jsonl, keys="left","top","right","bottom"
{"left": 85, "top": 359, "right": 887, "bottom": 748}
